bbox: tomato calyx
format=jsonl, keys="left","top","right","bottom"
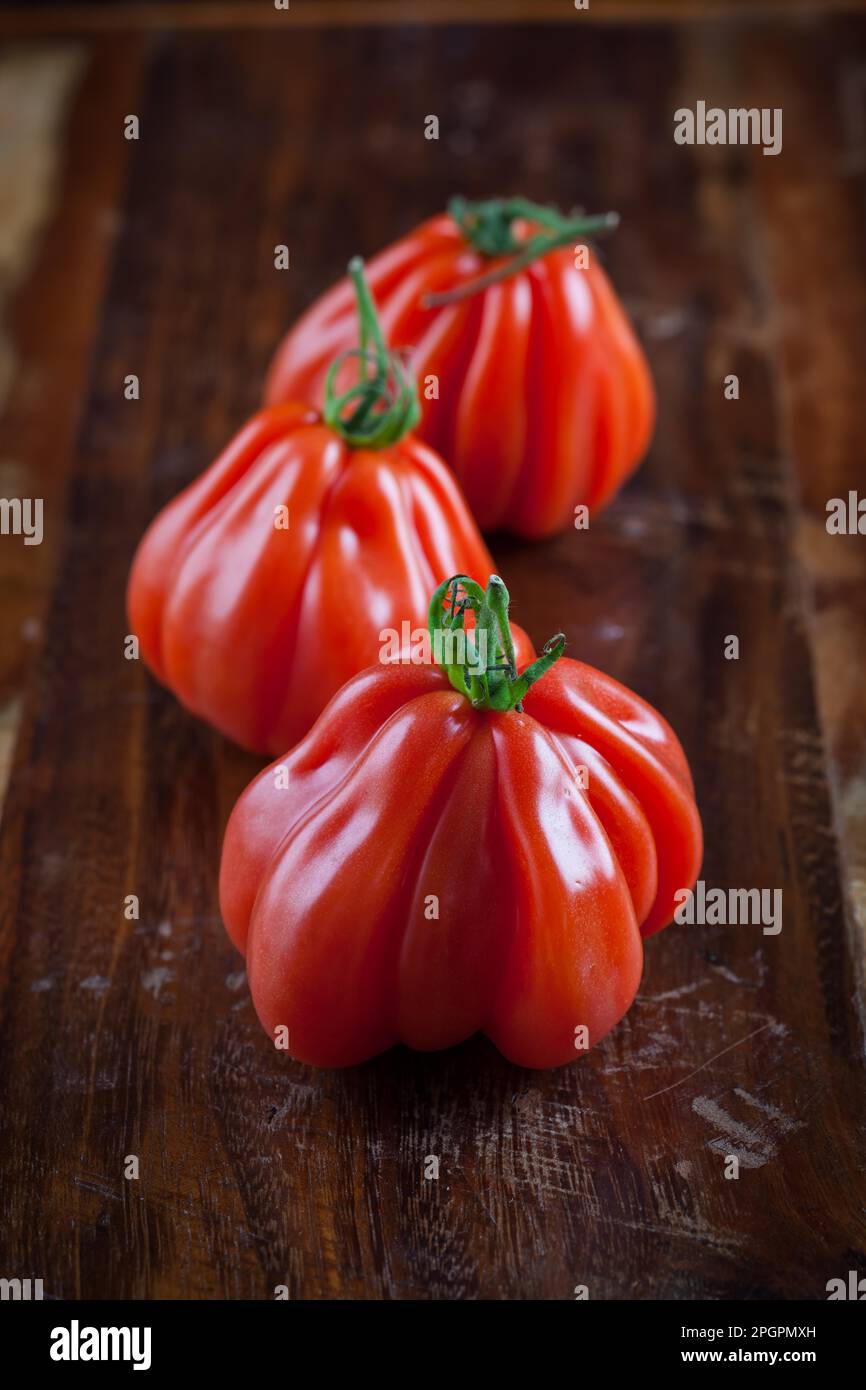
{"left": 323, "top": 257, "right": 421, "bottom": 449}
{"left": 429, "top": 573, "right": 565, "bottom": 713}
{"left": 423, "top": 196, "right": 620, "bottom": 309}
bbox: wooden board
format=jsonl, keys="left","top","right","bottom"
{"left": 0, "top": 9, "right": 865, "bottom": 1300}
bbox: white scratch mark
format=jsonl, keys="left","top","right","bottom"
{"left": 733, "top": 1087, "right": 802, "bottom": 1133}
{"left": 646, "top": 981, "right": 706, "bottom": 1003}
{"left": 642, "top": 1021, "right": 777, "bottom": 1100}
{"left": 708, "top": 963, "right": 745, "bottom": 984}
{"left": 80, "top": 975, "right": 110, "bottom": 994}
{"left": 141, "top": 966, "right": 171, "bottom": 998}
{"left": 692, "top": 1094, "right": 767, "bottom": 1147}
{"left": 692, "top": 1095, "right": 774, "bottom": 1168}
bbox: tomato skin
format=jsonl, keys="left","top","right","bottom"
{"left": 265, "top": 214, "right": 655, "bottom": 539}
{"left": 219, "top": 658, "right": 702, "bottom": 1069}
{"left": 127, "top": 405, "right": 530, "bottom": 754}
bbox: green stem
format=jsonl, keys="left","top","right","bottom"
{"left": 423, "top": 196, "right": 620, "bottom": 309}
{"left": 323, "top": 257, "right": 420, "bottom": 449}
{"left": 428, "top": 574, "right": 565, "bottom": 713}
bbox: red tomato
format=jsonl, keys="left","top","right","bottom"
{"left": 127, "top": 405, "right": 535, "bottom": 754}
{"left": 220, "top": 576, "right": 702, "bottom": 1069}
{"left": 128, "top": 265, "right": 530, "bottom": 754}
{"left": 265, "top": 197, "right": 655, "bottom": 539}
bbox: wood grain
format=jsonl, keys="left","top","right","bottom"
{"left": 0, "top": 13, "right": 864, "bottom": 1299}
{"left": 0, "top": 37, "right": 145, "bottom": 799}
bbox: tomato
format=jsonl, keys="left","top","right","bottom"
{"left": 265, "top": 197, "right": 655, "bottom": 539}
{"left": 220, "top": 575, "right": 702, "bottom": 1069}
{"left": 128, "top": 263, "right": 531, "bottom": 755}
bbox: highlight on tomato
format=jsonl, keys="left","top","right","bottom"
{"left": 265, "top": 196, "right": 656, "bottom": 539}
{"left": 127, "top": 261, "right": 531, "bottom": 754}
{"left": 219, "top": 575, "right": 702, "bottom": 1070}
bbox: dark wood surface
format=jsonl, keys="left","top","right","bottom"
{"left": 1, "top": 7, "right": 865, "bottom": 1300}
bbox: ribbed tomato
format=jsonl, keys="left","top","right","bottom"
{"left": 265, "top": 197, "right": 655, "bottom": 539}
{"left": 220, "top": 576, "right": 702, "bottom": 1069}
{"left": 128, "top": 264, "right": 530, "bottom": 754}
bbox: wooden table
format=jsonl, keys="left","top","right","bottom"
{"left": 1, "top": 1, "right": 865, "bottom": 1300}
